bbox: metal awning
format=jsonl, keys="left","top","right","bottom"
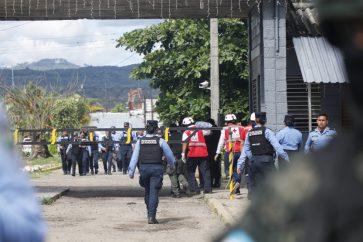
{"left": 293, "top": 37, "right": 348, "bottom": 84}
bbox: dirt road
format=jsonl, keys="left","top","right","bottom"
{"left": 32, "top": 169, "right": 225, "bottom": 242}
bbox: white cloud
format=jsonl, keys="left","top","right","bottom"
{"left": 0, "top": 19, "right": 163, "bottom": 67}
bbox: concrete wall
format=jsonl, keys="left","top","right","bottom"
{"left": 249, "top": 1, "right": 287, "bottom": 132}
{"left": 320, "top": 84, "right": 349, "bottom": 133}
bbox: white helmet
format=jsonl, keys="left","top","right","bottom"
{"left": 182, "top": 117, "right": 194, "bottom": 125}
{"left": 250, "top": 113, "right": 256, "bottom": 121}
{"left": 225, "top": 114, "right": 237, "bottom": 121}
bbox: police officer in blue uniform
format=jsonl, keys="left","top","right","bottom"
{"left": 304, "top": 113, "right": 337, "bottom": 154}
{"left": 128, "top": 120, "right": 175, "bottom": 224}
{"left": 276, "top": 115, "right": 302, "bottom": 169}
{"left": 117, "top": 122, "right": 136, "bottom": 174}
{"left": 243, "top": 112, "right": 289, "bottom": 196}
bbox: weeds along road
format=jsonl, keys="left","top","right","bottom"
{"left": 32, "top": 168, "right": 225, "bottom": 242}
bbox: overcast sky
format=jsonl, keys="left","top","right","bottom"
{"left": 0, "top": 19, "right": 163, "bottom": 68}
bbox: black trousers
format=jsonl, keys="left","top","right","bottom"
{"left": 117, "top": 145, "right": 133, "bottom": 173}
{"left": 186, "top": 157, "right": 212, "bottom": 193}
{"left": 249, "top": 155, "right": 276, "bottom": 195}
{"left": 60, "top": 150, "right": 71, "bottom": 173}
{"left": 69, "top": 153, "right": 82, "bottom": 175}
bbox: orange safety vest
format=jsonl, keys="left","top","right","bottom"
{"left": 224, "top": 124, "right": 245, "bottom": 153}
{"left": 185, "top": 126, "right": 208, "bottom": 157}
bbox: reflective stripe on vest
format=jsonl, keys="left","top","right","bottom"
{"left": 224, "top": 125, "right": 244, "bottom": 153}
{"left": 185, "top": 128, "right": 208, "bottom": 157}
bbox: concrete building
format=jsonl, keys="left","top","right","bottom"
{"left": 248, "top": 0, "right": 349, "bottom": 134}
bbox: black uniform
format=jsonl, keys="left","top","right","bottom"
{"left": 67, "top": 138, "right": 83, "bottom": 176}
{"left": 59, "top": 136, "right": 71, "bottom": 174}
{"left": 101, "top": 135, "right": 114, "bottom": 174}
{"left": 89, "top": 136, "right": 99, "bottom": 174}
{"left": 205, "top": 127, "right": 221, "bottom": 188}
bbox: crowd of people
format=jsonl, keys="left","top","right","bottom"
{"left": 57, "top": 112, "right": 337, "bottom": 202}
{"left": 57, "top": 122, "right": 137, "bottom": 177}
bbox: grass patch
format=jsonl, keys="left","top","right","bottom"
{"left": 41, "top": 197, "right": 56, "bottom": 205}
{"left": 24, "top": 155, "right": 61, "bottom": 167}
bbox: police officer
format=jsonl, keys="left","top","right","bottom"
{"left": 66, "top": 133, "right": 83, "bottom": 177}
{"left": 215, "top": 114, "right": 246, "bottom": 193}
{"left": 276, "top": 115, "right": 302, "bottom": 169}
{"left": 205, "top": 118, "right": 221, "bottom": 188}
{"left": 182, "top": 117, "right": 212, "bottom": 194}
{"left": 110, "top": 126, "right": 118, "bottom": 172}
{"left": 100, "top": 130, "right": 115, "bottom": 175}
{"left": 89, "top": 132, "right": 100, "bottom": 175}
{"left": 117, "top": 122, "right": 136, "bottom": 174}
{"left": 243, "top": 112, "right": 289, "bottom": 196}
{"left": 128, "top": 120, "right": 175, "bottom": 224}
{"left": 304, "top": 113, "right": 337, "bottom": 154}
{"left": 79, "top": 131, "right": 91, "bottom": 176}
{"left": 57, "top": 130, "right": 71, "bottom": 175}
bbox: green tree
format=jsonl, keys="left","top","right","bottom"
{"left": 2, "top": 82, "right": 56, "bottom": 129}
{"left": 51, "top": 95, "right": 91, "bottom": 129}
{"left": 117, "top": 19, "right": 249, "bottom": 125}
{"left": 111, "top": 103, "right": 128, "bottom": 113}
{"left": 1, "top": 83, "right": 91, "bottom": 158}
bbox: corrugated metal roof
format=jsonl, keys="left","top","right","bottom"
{"left": 293, "top": 37, "right": 348, "bottom": 83}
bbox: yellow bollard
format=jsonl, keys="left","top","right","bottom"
{"left": 126, "top": 128, "right": 132, "bottom": 144}
{"left": 51, "top": 129, "right": 57, "bottom": 144}
{"left": 229, "top": 146, "right": 234, "bottom": 200}
{"left": 164, "top": 128, "right": 169, "bottom": 142}
{"left": 13, "top": 129, "right": 19, "bottom": 145}
{"left": 89, "top": 131, "right": 94, "bottom": 141}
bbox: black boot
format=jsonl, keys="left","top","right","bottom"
{"left": 148, "top": 217, "right": 159, "bottom": 224}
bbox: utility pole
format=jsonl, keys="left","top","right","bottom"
{"left": 210, "top": 18, "right": 220, "bottom": 125}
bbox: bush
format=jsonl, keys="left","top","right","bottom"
{"left": 48, "top": 144, "right": 58, "bottom": 155}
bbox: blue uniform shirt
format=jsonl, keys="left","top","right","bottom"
{"left": 276, "top": 126, "right": 303, "bottom": 151}
{"left": 237, "top": 149, "right": 247, "bottom": 170}
{"left": 243, "top": 125, "right": 289, "bottom": 161}
{"left": 304, "top": 127, "right": 337, "bottom": 153}
{"left": 128, "top": 134, "right": 176, "bottom": 177}
{"left": 113, "top": 131, "right": 138, "bottom": 150}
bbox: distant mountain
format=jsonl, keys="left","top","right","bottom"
{"left": 0, "top": 62, "right": 158, "bottom": 110}
{"left": 14, "top": 58, "right": 80, "bottom": 71}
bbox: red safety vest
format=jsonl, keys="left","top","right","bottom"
{"left": 243, "top": 125, "right": 253, "bottom": 140}
{"left": 185, "top": 126, "right": 208, "bottom": 157}
{"left": 224, "top": 124, "right": 245, "bottom": 153}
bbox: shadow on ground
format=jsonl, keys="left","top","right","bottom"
{"left": 35, "top": 185, "right": 173, "bottom": 198}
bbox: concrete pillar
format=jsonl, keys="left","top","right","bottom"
{"left": 248, "top": 1, "right": 287, "bottom": 132}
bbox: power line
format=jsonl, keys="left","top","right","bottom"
{"left": 0, "top": 32, "right": 123, "bottom": 42}
{"left": 0, "top": 40, "right": 118, "bottom": 54}
{"left": 0, "top": 22, "right": 32, "bottom": 32}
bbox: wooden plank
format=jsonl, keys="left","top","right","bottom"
{"left": 0, "top": 0, "right": 250, "bottom": 20}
